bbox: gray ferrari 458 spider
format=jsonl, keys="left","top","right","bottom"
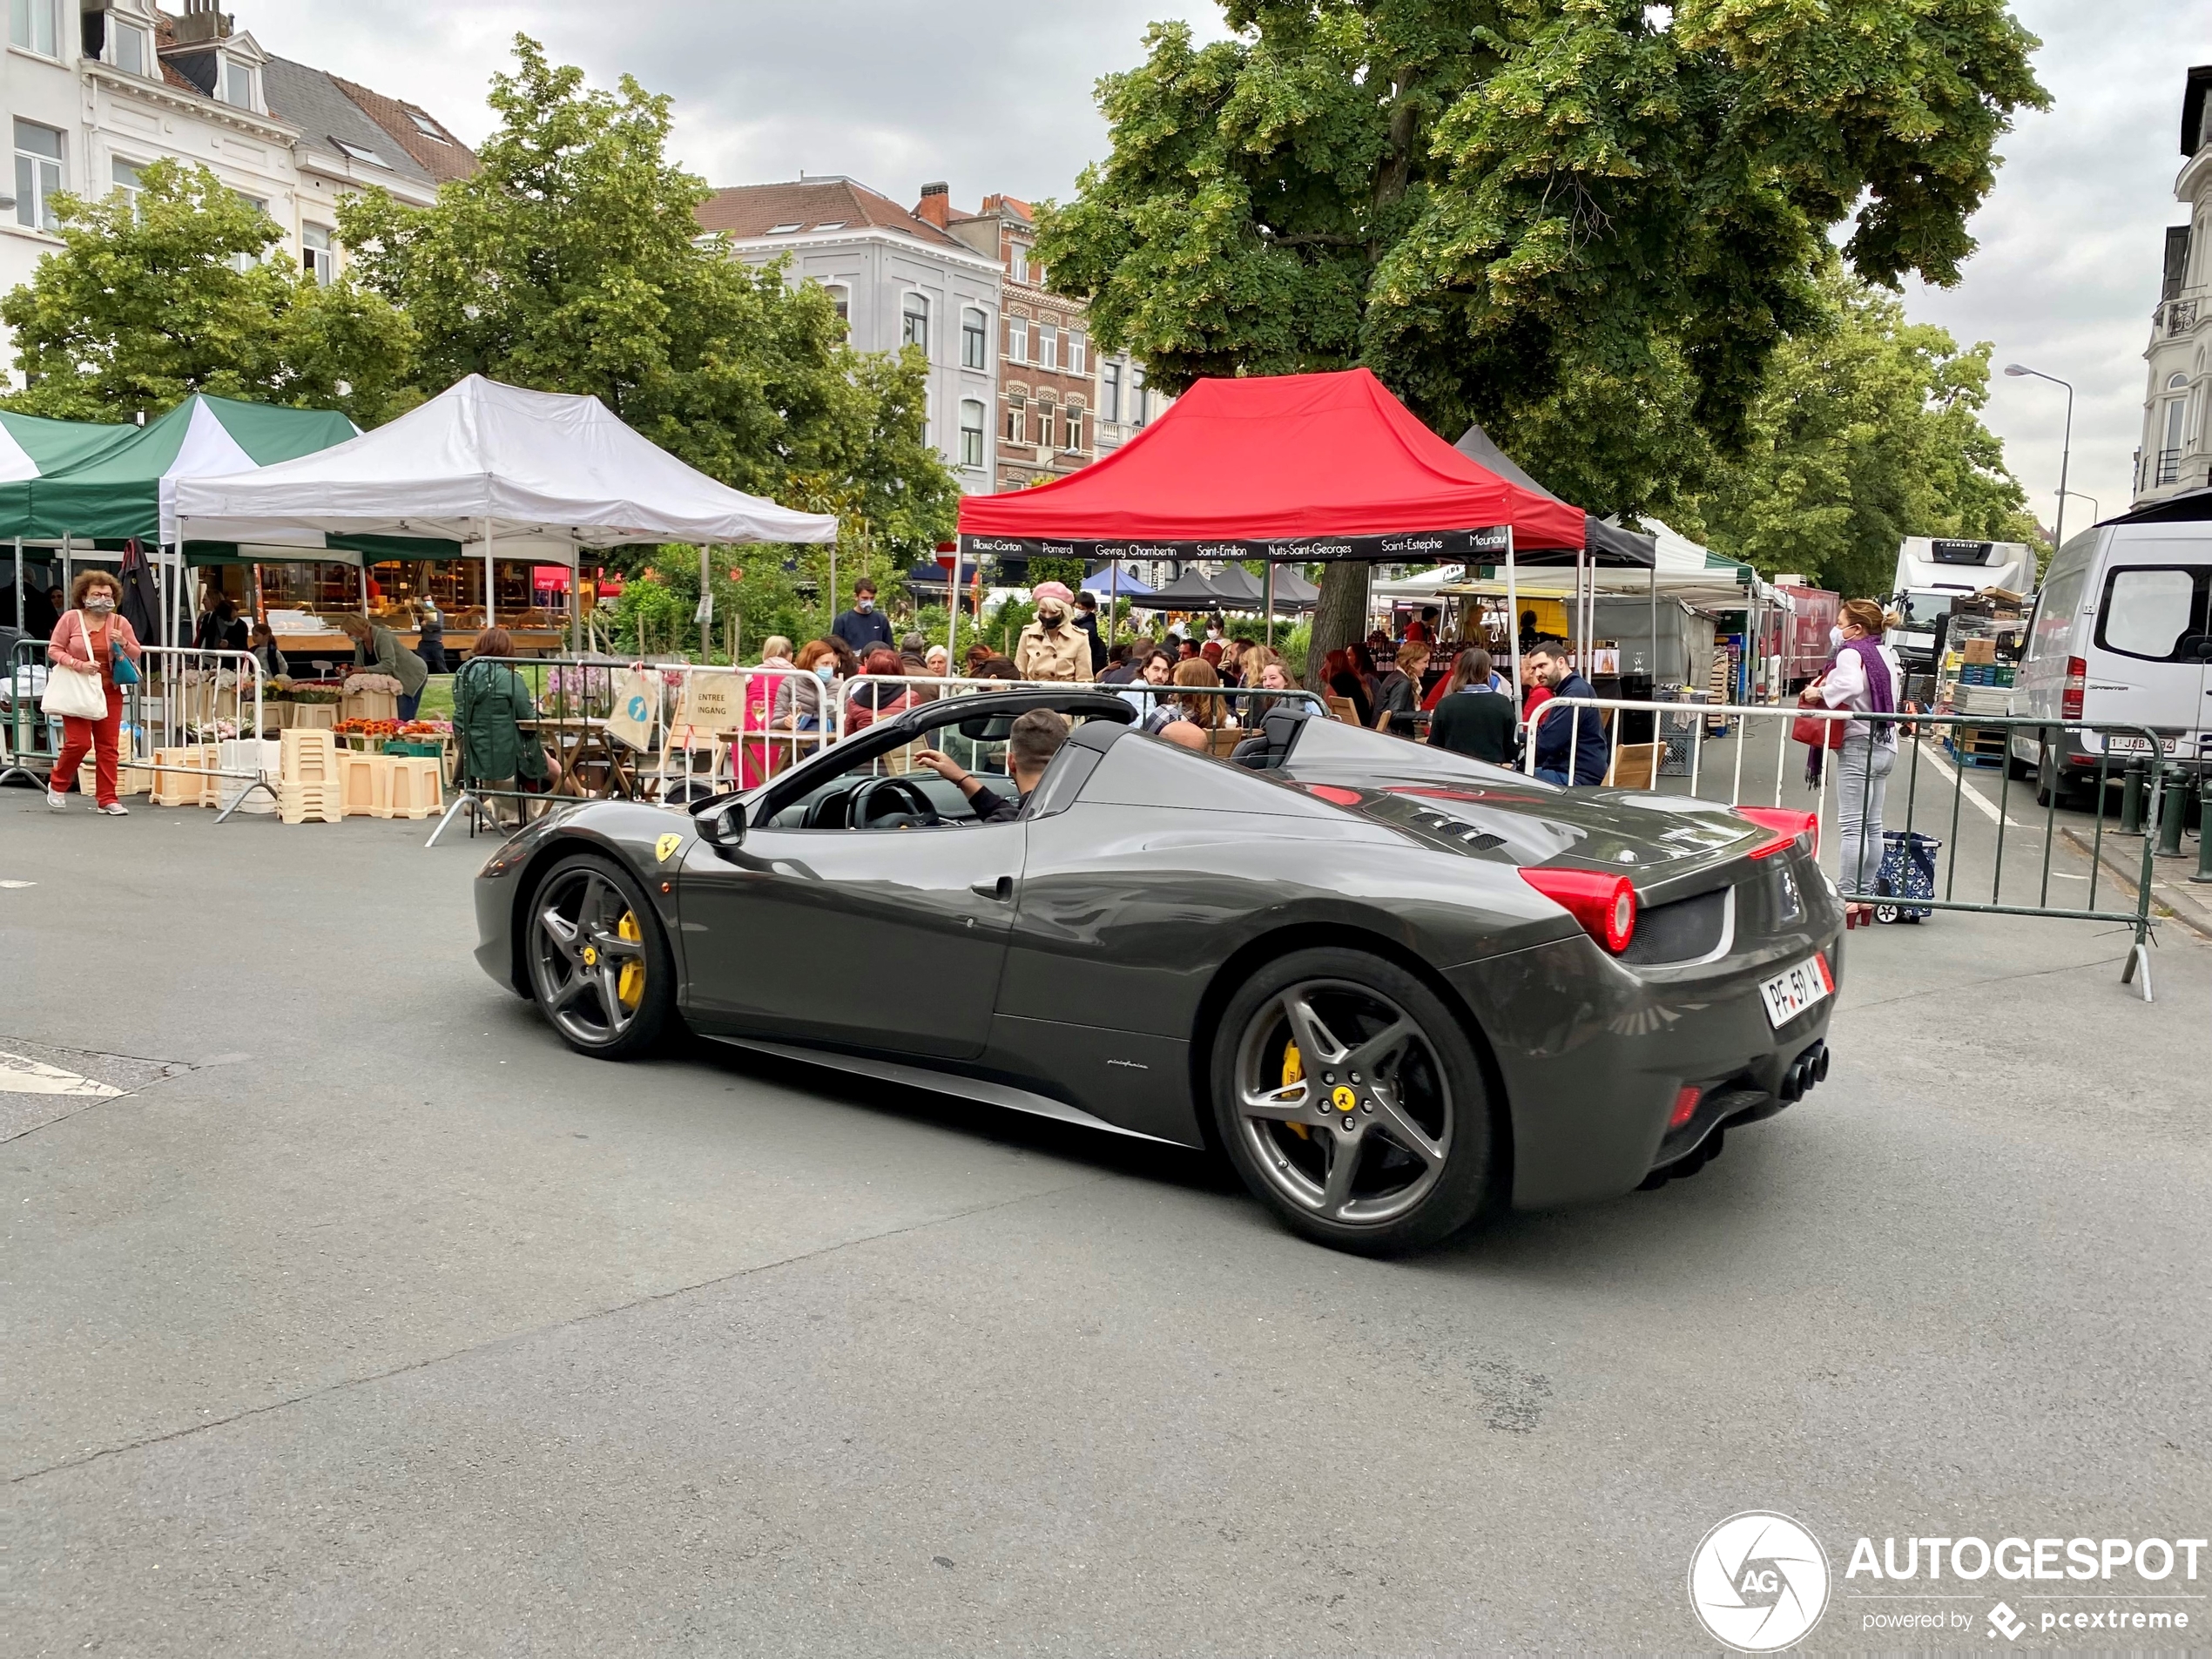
{"left": 473, "top": 688, "right": 1844, "bottom": 1254}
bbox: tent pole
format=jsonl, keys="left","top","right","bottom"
{"left": 62, "top": 535, "right": 70, "bottom": 608}
{"left": 482, "top": 516, "right": 495, "bottom": 634}
{"left": 698, "top": 543, "right": 711, "bottom": 662}
{"left": 1649, "top": 555, "right": 1658, "bottom": 688}
{"left": 1504, "top": 529, "right": 1520, "bottom": 705}
{"left": 570, "top": 551, "right": 582, "bottom": 657}
{"left": 11, "top": 538, "right": 20, "bottom": 631}
{"left": 1264, "top": 561, "right": 1275, "bottom": 651}
{"left": 946, "top": 540, "right": 961, "bottom": 671}
{"left": 1109, "top": 558, "right": 1120, "bottom": 653}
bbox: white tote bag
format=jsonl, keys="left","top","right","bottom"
{"left": 41, "top": 613, "right": 109, "bottom": 721}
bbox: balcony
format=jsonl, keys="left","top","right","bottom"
{"left": 2154, "top": 296, "right": 2201, "bottom": 336}
{"left": 2154, "top": 448, "right": 2184, "bottom": 487}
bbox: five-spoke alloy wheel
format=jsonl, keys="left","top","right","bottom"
{"left": 526, "top": 854, "right": 675, "bottom": 1057}
{"left": 1211, "top": 948, "right": 1494, "bottom": 1253}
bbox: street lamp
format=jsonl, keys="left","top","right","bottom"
{"left": 2005, "top": 364, "right": 2074, "bottom": 552}
{"left": 2060, "top": 488, "right": 2099, "bottom": 526}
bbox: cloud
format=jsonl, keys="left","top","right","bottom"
{"left": 248, "top": 0, "right": 2185, "bottom": 530}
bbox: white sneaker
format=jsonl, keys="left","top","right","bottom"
{"left": 98, "top": 802, "right": 129, "bottom": 816}
{"left": 45, "top": 790, "right": 67, "bottom": 810}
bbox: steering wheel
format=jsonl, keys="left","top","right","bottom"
{"left": 850, "top": 775, "right": 941, "bottom": 830}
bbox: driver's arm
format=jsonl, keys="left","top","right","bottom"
{"left": 912, "top": 749, "right": 1017, "bottom": 822}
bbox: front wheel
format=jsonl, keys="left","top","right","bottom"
{"left": 1211, "top": 948, "right": 1496, "bottom": 1255}
{"left": 525, "top": 853, "right": 676, "bottom": 1058}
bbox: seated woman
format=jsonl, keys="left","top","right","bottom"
{"left": 1144, "top": 658, "right": 1225, "bottom": 735}
{"left": 453, "top": 627, "right": 554, "bottom": 826}
{"left": 1425, "top": 648, "right": 1517, "bottom": 765}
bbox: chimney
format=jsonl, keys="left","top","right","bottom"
{"left": 173, "top": 0, "right": 234, "bottom": 44}
{"left": 914, "top": 182, "right": 952, "bottom": 227}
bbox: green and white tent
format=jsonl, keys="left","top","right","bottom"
{"left": 0, "top": 409, "right": 136, "bottom": 484}
{"left": 0, "top": 394, "right": 358, "bottom": 544}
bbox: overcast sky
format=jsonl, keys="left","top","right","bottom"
{"left": 252, "top": 0, "right": 2195, "bottom": 536}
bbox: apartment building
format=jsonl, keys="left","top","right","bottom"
{"left": 2135, "top": 64, "right": 2212, "bottom": 504}
{"left": 1, "top": 0, "right": 472, "bottom": 358}
{"left": 699, "top": 176, "right": 1002, "bottom": 491}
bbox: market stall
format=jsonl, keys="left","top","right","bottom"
{"left": 958, "top": 368, "right": 1618, "bottom": 692}
{"left": 0, "top": 409, "right": 152, "bottom": 631}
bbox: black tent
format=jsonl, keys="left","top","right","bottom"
{"left": 1453, "top": 427, "right": 1656, "bottom": 568}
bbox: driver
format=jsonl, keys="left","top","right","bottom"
{"left": 913, "top": 710, "right": 1069, "bottom": 824}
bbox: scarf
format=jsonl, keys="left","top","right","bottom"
{"left": 1842, "top": 636, "right": 1895, "bottom": 742}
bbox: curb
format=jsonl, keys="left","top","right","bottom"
{"left": 2060, "top": 828, "right": 2212, "bottom": 944}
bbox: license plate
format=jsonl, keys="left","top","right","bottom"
{"left": 2103, "top": 734, "right": 2185, "bottom": 755}
{"left": 1760, "top": 956, "right": 1832, "bottom": 1029}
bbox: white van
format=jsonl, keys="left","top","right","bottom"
{"left": 2010, "top": 502, "right": 2212, "bottom": 806}
{"left": 1892, "top": 536, "right": 2036, "bottom": 669}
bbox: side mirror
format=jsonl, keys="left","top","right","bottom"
{"left": 698, "top": 800, "right": 745, "bottom": 853}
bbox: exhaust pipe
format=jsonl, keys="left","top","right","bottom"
{"left": 1779, "top": 1042, "right": 1828, "bottom": 1104}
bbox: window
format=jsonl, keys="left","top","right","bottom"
{"left": 1005, "top": 317, "right": 1027, "bottom": 363}
{"left": 961, "top": 307, "right": 988, "bottom": 369}
{"left": 1063, "top": 408, "right": 1082, "bottom": 451}
{"left": 334, "top": 138, "right": 388, "bottom": 168}
{"left": 1067, "top": 334, "right": 1086, "bottom": 375}
{"left": 110, "top": 157, "right": 143, "bottom": 213}
{"left": 2095, "top": 566, "right": 2207, "bottom": 662}
{"left": 1101, "top": 361, "right": 1122, "bottom": 423}
{"left": 812, "top": 220, "right": 846, "bottom": 231}
{"left": 901, "top": 292, "right": 929, "bottom": 354}
{"left": 406, "top": 110, "right": 450, "bottom": 144}
{"left": 1037, "top": 324, "right": 1055, "bottom": 371}
{"left": 302, "top": 223, "right": 334, "bottom": 286}
{"left": 1005, "top": 401, "right": 1023, "bottom": 443}
{"left": 1009, "top": 245, "right": 1028, "bottom": 283}
{"left": 9, "top": 0, "right": 59, "bottom": 58}
{"left": 222, "top": 57, "right": 257, "bottom": 111}
{"left": 826, "top": 284, "right": 850, "bottom": 330}
{"left": 765, "top": 222, "right": 802, "bottom": 234}
{"left": 1131, "top": 366, "right": 1150, "bottom": 427}
{"left": 960, "top": 399, "right": 986, "bottom": 469}
{"left": 14, "top": 119, "right": 63, "bottom": 232}
{"left": 229, "top": 192, "right": 267, "bottom": 271}
{"left": 110, "top": 19, "right": 148, "bottom": 76}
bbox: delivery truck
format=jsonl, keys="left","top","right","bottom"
{"left": 1891, "top": 537, "right": 2037, "bottom": 670}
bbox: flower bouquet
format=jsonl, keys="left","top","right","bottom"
{"left": 343, "top": 673, "right": 406, "bottom": 696}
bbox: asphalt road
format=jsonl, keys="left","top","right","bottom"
{"left": 3, "top": 784, "right": 2208, "bottom": 1656}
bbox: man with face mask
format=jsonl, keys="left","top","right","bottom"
{"left": 831, "top": 577, "right": 894, "bottom": 657}
{"left": 1012, "top": 580, "right": 1093, "bottom": 684}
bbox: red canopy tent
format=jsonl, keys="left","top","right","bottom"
{"left": 957, "top": 368, "right": 1609, "bottom": 690}
{"left": 958, "top": 367, "right": 1587, "bottom": 561}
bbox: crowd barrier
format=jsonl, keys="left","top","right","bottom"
{"left": 1523, "top": 696, "right": 2171, "bottom": 1000}
{"left": 2, "top": 640, "right": 280, "bottom": 819}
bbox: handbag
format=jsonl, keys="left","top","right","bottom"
{"left": 1791, "top": 691, "right": 1844, "bottom": 750}
{"left": 41, "top": 614, "right": 111, "bottom": 720}
{"left": 110, "top": 637, "right": 140, "bottom": 685}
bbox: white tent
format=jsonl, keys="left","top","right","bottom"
{"left": 172, "top": 375, "right": 839, "bottom": 586}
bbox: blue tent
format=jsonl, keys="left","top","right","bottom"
{"left": 1083, "top": 562, "right": 1157, "bottom": 597}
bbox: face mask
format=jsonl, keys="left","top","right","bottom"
{"left": 1038, "top": 607, "right": 1064, "bottom": 626}
{"left": 1205, "top": 627, "right": 1221, "bottom": 641}
{"left": 814, "top": 663, "right": 836, "bottom": 683}
{"left": 85, "top": 595, "right": 116, "bottom": 614}
{"left": 1828, "top": 625, "right": 1844, "bottom": 651}
{"left": 856, "top": 597, "right": 874, "bottom": 613}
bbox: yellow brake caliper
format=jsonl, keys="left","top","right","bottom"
{"left": 1283, "top": 1040, "right": 1309, "bottom": 1139}
{"left": 615, "top": 911, "right": 644, "bottom": 1009}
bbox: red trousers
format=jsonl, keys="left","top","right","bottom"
{"left": 54, "top": 682, "right": 124, "bottom": 807}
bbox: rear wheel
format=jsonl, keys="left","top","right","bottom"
{"left": 1211, "top": 948, "right": 1495, "bottom": 1255}
{"left": 525, "top": 853, "right": 675, "bottom": 1058}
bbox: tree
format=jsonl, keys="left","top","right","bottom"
{"left": 341, "top": 37, "right": 958, "bottom": 563}
{"left": 1689, "top": 269, "right": 2041, "bottom": 599}
{"left": 1038, "top": 0, "right": 2046, "bottom": 658}
{"left": 1, "top": 158, "right": 416, "bottom": 424}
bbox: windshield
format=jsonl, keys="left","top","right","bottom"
{"left": 1895, "top": 590, "right": 1955, "bottom": 632}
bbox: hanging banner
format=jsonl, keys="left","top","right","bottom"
{"left": 960, "top": 527, "right": 1514, "bottom": 565}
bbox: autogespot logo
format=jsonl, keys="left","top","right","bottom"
{"left": 1689, "top": 1512, "right": 1831, "bottom": 1652}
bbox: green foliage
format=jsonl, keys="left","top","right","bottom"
{"left": 1037, "top": 0, "right": 2046, "bottom": 518}
{"left": 339, "top": 37, "right": 958, "bottom": 562}
{"left": 0, "top": 159, "right": 417, "bottom": 424}
{"left": 1026, "top": 555, "right": 1090, "bottom": 591}
{"left": 1276, "top": 621, "right": 1313, "bottom": 682}
{"left": 610, "top": 569, "right": 688, "bottom": 655}
{"left": 1688, "top": 269, "right": 2042, "bottom": 600}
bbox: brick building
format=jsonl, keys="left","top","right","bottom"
{"left": 915, "top": 186, "right": 1096, "bottom": 490}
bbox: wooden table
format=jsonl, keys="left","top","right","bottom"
{"left": 516, "top": 717, "right": 641, "bottom": 800}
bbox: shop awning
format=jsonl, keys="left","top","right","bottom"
{"left": 172, "top": 374, "right": 840, "bottom": 563}
{"left": 0, "top": 395, "right": 359, "bottom": 543}
{"left": 958, "top": 368, "right": 1589, "bottom": 563}
{"left": 0, "top": 410, "right": 137, "bottom": 483}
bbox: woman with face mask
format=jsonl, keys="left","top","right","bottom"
{"left": 45, "top": 570, "right": 145, "bottom": 814}
{"left": 1012, "top": 581, "right": 1094, "bottom": 684}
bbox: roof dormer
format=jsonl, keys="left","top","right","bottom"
{"left": 158, "top": 3, "right": 270, "bottom": 116}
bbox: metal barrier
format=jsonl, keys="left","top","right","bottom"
{"left": 3, "top": 638, "right": 279, "bottom": 819}
{"left": 1520, "top": 695, "right": 2172, "bottom": 1000}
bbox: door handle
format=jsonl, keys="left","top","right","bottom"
{"left": 970, "top": 875, "right": 1015, "bottom": 900}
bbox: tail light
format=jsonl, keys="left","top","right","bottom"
{"left": 1737, "top": 806, "right": 1820, "bottom": 860}
{"left": 1520, "top": 867, "right": 1636, "bottom": 953}
{"left": 2061, "top": 656, "right": 2086, "bottom": 722}
{"left": 1669, "top": 1085, "right": 1703, "bottom": 1130}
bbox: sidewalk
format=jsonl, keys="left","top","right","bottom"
{"left": 2060, "top": 826, "right": 2212, "bottom": 941}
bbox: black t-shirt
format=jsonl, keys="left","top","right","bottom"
{"left": 1426, "top": 690, "right": 1517, "bottom": 765}
{"left": 969, "top": 782, "right": 1027, "bottom": 825}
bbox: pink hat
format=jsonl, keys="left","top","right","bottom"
{"left": 1032, "top": 581, "right": 1074, "bottom": 605}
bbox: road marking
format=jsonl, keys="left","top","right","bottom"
{"left": 1912, "top": 745, "right": 2020, "bottom": 828}
{"left": 0, "top": 880, "right": 35, "bottom": 889}
{"left": 0, "top": 1051, "right": 120, "bottom": 1097}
